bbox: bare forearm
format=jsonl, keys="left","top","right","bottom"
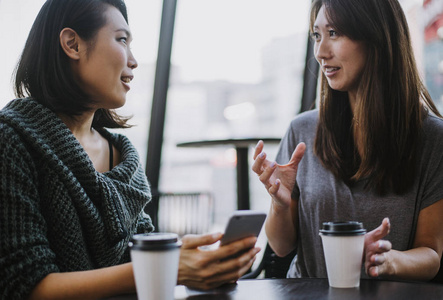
{"left": 384, "top": 247, "right": 440, "bottom": 281}
{"left": 265, "top": 200, "right": 298, "bottom": 257}
{"left": 28, "top": 263, "right": 135, "bottom": 300}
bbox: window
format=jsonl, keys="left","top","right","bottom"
{"left": 159, "top": 0, "right": 310, "bottom": 227}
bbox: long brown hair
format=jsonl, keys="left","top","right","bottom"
{"left": 311, "top": 0, "right": 441, "bottom": 194}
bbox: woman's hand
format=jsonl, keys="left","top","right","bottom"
{"left": 364, "top": 218, "right": 392, "bottom": 277}
{"left": 178, "top": 233, "right": 260, "bottom": 290}
{"left": 252, "top": 140, "right": 306, "bottom": 210}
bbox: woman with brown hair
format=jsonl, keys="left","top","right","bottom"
{"left": 252, "top": 0, "right": 443, "bottom": 281}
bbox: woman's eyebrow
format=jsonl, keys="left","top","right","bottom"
{"left": 115, "top": 28, "right": 132, "bottom": 38}
{"left": 313, "top": 24, "right": 332, "bottom": 29}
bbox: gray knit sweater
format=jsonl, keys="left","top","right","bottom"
{"left": 0, "top": 98, "right": 154, "bottom": 299}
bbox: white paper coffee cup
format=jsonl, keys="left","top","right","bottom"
{"left": 319, "top": 222, "right": 366, "bottom": 288}
{"left": 129, "top": 233, "right": 182, "bottom": 300}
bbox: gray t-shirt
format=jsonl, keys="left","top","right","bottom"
{"left": 274, "top": 109, "right": 443, "bottom": 279}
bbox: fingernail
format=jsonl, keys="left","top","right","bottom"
{"left": 259, "top": 152, "right": 265, "bottom": 158}
{"left": 270, "top": 162, "right": 276, "bottom": 168}
{"left": 378, "top": 241, "right": 384, "bottom": 248}
{"left": 374, "top": 267, "right": 379, "bottom": 276}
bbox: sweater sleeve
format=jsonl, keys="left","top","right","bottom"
{"left": 0, "top": 124, "right": 59, "bottom": 299}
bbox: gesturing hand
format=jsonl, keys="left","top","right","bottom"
{"left": 364, "top": 218, "right": 392, "bottom": 277}
{"left": 252, "top": 140, "right": 306, "bottom": 209}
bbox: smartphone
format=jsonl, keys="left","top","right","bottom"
{"left": 220, "top": 210, "right": 267, "bottom": 246}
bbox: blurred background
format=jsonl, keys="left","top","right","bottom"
{"left": 0, "top": 0, "right": 442, "bottom": 236}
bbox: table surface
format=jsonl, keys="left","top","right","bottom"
{"left": 105, "top": 278, "right": 443, "bottom": 300}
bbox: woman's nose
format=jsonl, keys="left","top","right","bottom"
{"left": 128, "top": 51, "right": 138, "bottom": 69}
{"left": 314, "top": 39, "right": 331, "bottom": 63}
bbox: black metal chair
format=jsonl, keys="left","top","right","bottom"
{"left": 431, "top": 257, "right": 443, "bottom": 283}
{"left": 241, "top": 243, "right": 296, "bottom": 279}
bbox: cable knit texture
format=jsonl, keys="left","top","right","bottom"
{"left": 0, "top": 98, "right": 154, "bottom": 299}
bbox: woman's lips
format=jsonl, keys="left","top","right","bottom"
{"left": 324, "top": 67, "right": 340, "bottom": 77}
{"left": 121, "top": 76, "right": 132, "bottom": 90}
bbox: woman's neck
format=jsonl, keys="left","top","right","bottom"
{"left": 57, "top": 112, "right": 96, "bottom": 143}
{"left": 57, "top": 111, "right": 113, "bottom": 173}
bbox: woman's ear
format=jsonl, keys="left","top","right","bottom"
{"left": 60, "top": 28, "right": 81, "bottom": 60}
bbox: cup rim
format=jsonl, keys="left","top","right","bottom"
{"left": 319, "top": 221, "right": 366, "bottom": 236}
{"left": 129, "top": 233, "right": 182, "bottom": 250}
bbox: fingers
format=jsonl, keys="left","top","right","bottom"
{"left": 268, "top": 179, "right": 281, "bottom": 195}
{"left": 204, "top": 247, "right": 260, "bottom": 288}
{"left": 366, "top": 239, "right": 392, "bottom": 255}
{"left": 252, "top": 150, "right": 279, "bottom": 193}
{"left": 365, "top": 239, "right": 392, "bottom": 276}
{"left": 253, "top": 140, "right": 264, "bottom": 160}
{"left": 365, "top": 218, "right": 390, "bottom": 245}
{"left": 179, "top": 245, "right": 260, "bottom": 290}
{"left": 252, "top": 144, "right": 272, "bottom": 179}
{"left": 367, "top": 266, "right": 380, "bottom": 277}
{"left": 258, "top": 162, "right": 277, "bottom": 189}
{"left": 182, "top": 233, "right": 222, "bottom": 249}
{"left": 377, "top": 240, "right": 392, "bottom": 252}
{"left": 252, "top": 140, "right": 276, "bottom": 178}
{"left": 251, "top": 151, "right": 267, "bottom": 175}
{"left": 180, "top": 255, "right": 253, "bottom": 290}
{"left": 288, "top": 142, "right": 306, "bottom": 166}
{"left": 377, "top": 218, "right": 391, "bottom": 239}
{"left": 368, "top": 241, "right": 391, "bottom": 264}
{"left": 216, "top": 236, "right": 258, "bottom": 261}
{"left": 364, "top": 218, "right": 392, "bottom": 277}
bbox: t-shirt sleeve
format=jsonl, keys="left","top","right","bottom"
{"left": 419, "top": 115, "right": 443, "bottom": 209}
{"left": 275, "top": 118, "right": 302, "bottom": 199}
{"left": 275, "top": 119, "right": 299, "bottom": 165}
{"left": 0, "top": 125, "right": 59, "bottom": 299}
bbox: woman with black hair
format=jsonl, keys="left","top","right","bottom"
{"left": 0, "top": 1, "right": 259, "bottom": 298}
{"left": 253, "top": 0, "right": 443, "bottom": 282}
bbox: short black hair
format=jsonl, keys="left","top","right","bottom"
{"left": 14, "top": 0, "right": 131, "bottom": 128}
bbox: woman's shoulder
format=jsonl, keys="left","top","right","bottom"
{"left": 288, "top": 109, "right": 319, "bottom": 132}
{"left": 0, "top": 122, "right": 23, "bottom": 143}
{"left": 279, "top": 109, "right": 318, "bottom": 151}
{"left": 0, "top": 122, "right": 33, "bottom": 166}
{"left": 0, "top": 99, "right": 33, "bottom": 147}
{"left": 0, "top": 98, "right": 55, "bottom": 129}
{"left": 422, "top": 113, "right": 443, "bottom": 145}
{"left": 423, "top": 112, "right": 443, "bottom": 131}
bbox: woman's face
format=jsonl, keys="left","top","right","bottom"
{"left": 73, "top": 6, "right": 137, "bottom": 110}
{"left": 313, "top": 6, "right": 367, "bottom": 99}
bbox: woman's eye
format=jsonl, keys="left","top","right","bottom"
{"left": 329, "top": 30, "right": 337, "bottom": 37}
{"left": 118, "top": 37, "right": 128, "bottom": 44}
{"left": 311, "top": 32, "right": 320, "bottom": 41}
